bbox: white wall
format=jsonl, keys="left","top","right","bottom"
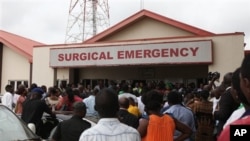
{"left": 57, "top": 68, "right": 70, "bottom": 81}
{"left": 1, "top": 45, "right": 30, "bottom": 94}
{"left": 208, "top": 35, "right": 245, "bottom": 81}
{"left": 33, "top": 34, "right": 244, "bottom": 87}
{"left": 33, "top": 45, "right": 70, "bottom": 88}
{"left": 32, "top": 46, "right": 55, "bottom": 87}
{"left": 103, "top": 18, "right": 195, "bottom": 41}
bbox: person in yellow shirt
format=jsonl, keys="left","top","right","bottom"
{"left": 128, "top": 97, "right": 141, "bottom": 118}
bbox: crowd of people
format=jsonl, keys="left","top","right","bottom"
{"left": 0, "top": 54, "right": 250, "bottom": 141}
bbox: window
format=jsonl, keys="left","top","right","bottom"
{"left": 56, "top": 79, "right": 68, "bottom": 88}
{"left": 8, "top": 80, "right": 28, "bottom": 91}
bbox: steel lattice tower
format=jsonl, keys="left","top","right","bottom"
{"left": 65, "top": 0, "right": 110, "bottom": 43}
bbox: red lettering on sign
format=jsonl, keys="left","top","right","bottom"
{"left": 80, "top": 53, "right": 86, "bottom": 60}
{"left": 135, "top": 50, "right": 142, "bottom": 58}
{"left": 99, "top": 52, "right": 106, "bottom": 60}
{"left": 170, "top": 48, "right": 178, "bottom": 57}
{"left": 58, "top": 54, "right": 64, "bottom": 61}
{"left": 144, "top": 50, "right": 151, "bottom": 58}
{"left": 73, "top": 53, "right": 79, "bottom": 61}
{"left": 107, "top": 52, "right": 113, "bottom": 59}
{"left": 190, "top": 47, "right": 199, "bottom": 56}
{"left": 152, "top": 49, "right": 160, "bottom": 57}
{"left": 162, "top": 49, "right": 168, "bottom": 57}
{"left": 65, "top": 54, "right": 71, "bottom": 61}
{"left": 92, "top": 52, "right": 98, "bottom": 60}
{"left": 125, "top": 50, "right": 134, "bottom": 59}
{"left": 117, "top": 51, "right": 124, "bottom": 59}
{"left": 56, "top": 46, "right": 200, "bottom": 62}
{"left": 180, "top": 48, "right": 188, "bottom": 56}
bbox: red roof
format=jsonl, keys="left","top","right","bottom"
{"left": 0, "top": 30, "right": 44, "bottom": 62}
{"left": 84, "top": 9, "right": 215, "bottom": 43}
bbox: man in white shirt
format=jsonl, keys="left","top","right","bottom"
{"left": 79, "top": 88, "right": 141, "bottom": 141}
{"left": 2, "top": 84, "right": 14, "bottom": 110}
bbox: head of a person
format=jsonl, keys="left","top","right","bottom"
{"left": 92, "top": 88, "right": 99, "bottom": 96}
{"left": 231, "top": 67, "right": 249, "bottom": 106}
{"left": 141, "top": 90, "right": 164, "bottom": 115}
{"left": 41, "top": 85, "right": 47, "bottom": 93}
{"left": 73, "top": 88, "right": 81, "bottom": 97}
{"left": 31, "top": 87, "right": 44, "bottom": 99}
{"left": 139, "top": 82, "right": 144, "bottom": 87}
{"left": 212, "top": 85, "right": 225, "bottom": 99}
{"left": 95, "top": 88, "right": 119, "bottom": 118}
{"left": 73, "top": 101, "right": 87, "bottom": 118}
{"left": 98, "top": 80, "right": 104, "bottom": 88}
{"left": 165, "top": 82, "right": 173, "bottom": 91}
{"left": 86, "top": 84, "right": 91, "bottom": 89}
{"left": 157, "top": 81, "right": 165, "bottom": 90}
{"left": 223, "top": 72, "right": 233, "bottom": 88}
{"left": 60, "top": 82, "right": 66, "bottom": 89}
{"left": 199, "top": 90, "right": 210, "bottom": 101}
{"left": 16, "top": 84, "right": 27, "bottom": 96}
{"left": 65, "top": 87, "right": 74, "bottom": 102}
{"left": 121, "top": 83, "right": 129, "bottom": 92}
{"left": 119, "top": 97, "right": 130, "bottom": 109}
{"left": 5, "top": 84, "right": 14, "bottom": 93}
{"left": 128, "top": 97, "right": 136, "bottom": 106}
{"left": 240, "top": 54, "right": 250, "bottom": 105}
{"left": 29, "top": 83, "right": 38, "bottom": 92}
{"left": 183, "top": 92, "right": 194, "bottom": 104}
{"left": 48, "top": 87, "right": 58, "bottom": 97}
{"left": 167, "top": 91, "right": 182, "bottom": 105}
{"left": 78, "top": 84, "right": 84, "bottom": 93}
{"left": 54, "top": 86, "right": 62, "bottom": 97}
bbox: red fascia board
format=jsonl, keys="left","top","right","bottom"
{"left": 84, "top": 10, "right": 215, "bottom": 43}
{"left": 143, "top": 10, "right": 215, "bottom": 36}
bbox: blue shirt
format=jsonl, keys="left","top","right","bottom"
{"left": 83, "top": 95, "right": 98, "bottom": 117}
{"left": 164, "top": 104, "right": 196, "bottom": 141}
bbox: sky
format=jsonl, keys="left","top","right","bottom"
{"left": 1, "top": 0, "right": 250, "bottom": 50}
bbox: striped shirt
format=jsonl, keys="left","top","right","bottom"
{"left": 79, "top": 118, "right": 141, "bottom": 141}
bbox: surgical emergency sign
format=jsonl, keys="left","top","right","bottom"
{"left": 50, "top": 40, "right": 212, "bottom": 67}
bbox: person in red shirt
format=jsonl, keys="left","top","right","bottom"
{"left": 56, "top": 87, "right": 83, "bottom": 111}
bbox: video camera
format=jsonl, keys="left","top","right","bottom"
{"left": 208, "top": 71, "right": 220, "bottom": 81}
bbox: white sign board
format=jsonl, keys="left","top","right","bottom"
{"left": 50, "top": 40, "right": 212, "bottom": 67}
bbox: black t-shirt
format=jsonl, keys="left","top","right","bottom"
{"left": 21, "top": 98, "right": 55, "bottom": 125}
{"left": 118, "top": 109, "right": 139, "bottom": 129}
{"left": 52, "top": 115, "right": 91, "bottom": 141}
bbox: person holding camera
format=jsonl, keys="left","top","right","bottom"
{"left": 205, "top": 71, "right": 220, "bottom": 92}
